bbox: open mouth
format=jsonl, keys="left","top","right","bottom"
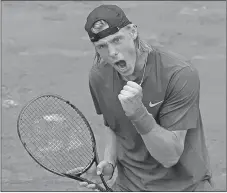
{"left": 115, "top": 60, "right": 127, "bottom": 70}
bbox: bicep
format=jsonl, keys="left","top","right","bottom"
{"left": 159, "top": 66, "right": 200, "bottom": 131}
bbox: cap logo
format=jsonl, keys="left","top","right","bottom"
{"left": 91, "top": 20, "right": 110, "bottom": 34}
{"left": 91, "top": 27, "right": 99, "bottom": 34}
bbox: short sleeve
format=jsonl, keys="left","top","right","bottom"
{"left": 159, "top": 66, "right": 200, "bottom": 131}
{"left": 89, "top": 81, "right": 109, "bottom": 127}
{"left": 89, "top": 81, "right": 102, "bottom": 115}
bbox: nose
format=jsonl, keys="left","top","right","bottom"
{"left": 108, "top": 45, "right": 118, "bottom": 58}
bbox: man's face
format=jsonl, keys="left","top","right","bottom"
{"left": 94, "top": 28, "right": 137, "bottom": 77}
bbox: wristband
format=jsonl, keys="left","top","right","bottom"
{"left": 128, "top": 105, "right": 156, "bottom": 135}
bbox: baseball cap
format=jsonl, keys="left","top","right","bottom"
{"left": 85, "top": 4, "right": 132, "bottom": 42}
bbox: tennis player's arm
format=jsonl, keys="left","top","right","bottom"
{"left": 103, "top": 124, "right": 117, "bottom": 168}
{"left": 89, "top": 80, "right": 117, "bottom": 168}
{"left": 128, "top": 67, "right": 200, "bottom": 168}
{"left": 131, "top": 112, "right": 187, "bottom": 168}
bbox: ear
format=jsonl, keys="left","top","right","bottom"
{"left": 128, "top": 24, "right": 138, "bottom": 40}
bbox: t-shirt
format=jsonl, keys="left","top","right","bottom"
{"left": 89, "top": 46, "right": 212, "bottom": 191}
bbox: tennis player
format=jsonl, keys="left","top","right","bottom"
{"left": 79, "top": 4, "right": 213, "bottom": 191}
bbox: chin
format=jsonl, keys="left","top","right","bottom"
{"left": 122, "top": 67, "right": 134, "bottom": 77}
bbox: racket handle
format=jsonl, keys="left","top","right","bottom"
{"left": 64, "top": 174, "right": 109, "bottom": 192}
{"left": 100, "top": 174, "right": 113, "bottom": 192}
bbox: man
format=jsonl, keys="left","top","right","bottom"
{"left": 79, "top": 4, "right": 213, "bottom": 191}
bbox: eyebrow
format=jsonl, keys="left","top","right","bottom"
{"left": 110, "top": 35, "right": 124, "bottom": 42}
{"left": 96, "top": 42, "right": 106, "bottom": 47}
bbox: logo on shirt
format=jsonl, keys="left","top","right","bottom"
{"left": 149, "top": 100, "right": 163, "bottom": 108}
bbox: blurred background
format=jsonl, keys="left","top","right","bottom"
{"left": 1, "top": 1, "right": 226, "bottom": 191}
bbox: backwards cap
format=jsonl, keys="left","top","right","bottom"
{"left": 84, "top": 4, "right": 132, "bottom": 42}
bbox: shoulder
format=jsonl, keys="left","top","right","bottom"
{"left": 171, "top": 65, "right": 200, "bottom": 96}
{"left": 153, "top": 46, "right": 194, "bottom": 70}
{"left": 151, "top": 46, "right": 199, "bottom": 84}
{"left": 89, "top": 61, "right": 108, "bottom": 83}
{"left": 163, "top": 63, "right": 200, "bottom": 112}
{"left": 89, "top": 60, "right": 114, "bottom": 89}
{"left": 147, "top": 46, "right": 199, "bottom": 94}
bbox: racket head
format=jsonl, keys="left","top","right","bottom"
{"left": 17, "top": 94, "right": 98, "bottom": 177}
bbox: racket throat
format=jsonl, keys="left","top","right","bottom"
{"left": 63, "top": 173, "right": 83, "bottom": 182}
{"left": 63, "top": 173, "right": 109, "bottom": 191}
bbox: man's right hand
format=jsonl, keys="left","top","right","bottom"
{"left": 78, "top": 160, "right": 114, "bottom": 191}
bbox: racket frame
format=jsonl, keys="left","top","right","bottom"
{"left": 17, "top": 94, "right": 113, "bottom": 192}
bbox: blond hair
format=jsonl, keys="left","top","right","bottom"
{"left": 92, "top": 20, "right": 152, "bottom": 65}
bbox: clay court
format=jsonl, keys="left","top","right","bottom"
{"left": 1, "top": 1, "right": 226, "bottom": 191}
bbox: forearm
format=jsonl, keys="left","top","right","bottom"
{"left": 128, "top": 105, "right": 184, "bottom": 168}
{"left": 141, "top": 123, "right": 184, "bottom": 168}
{"left": 103, "top": 126, "right": 117, "bottom": 166}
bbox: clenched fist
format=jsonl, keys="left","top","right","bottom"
{"left": 118, "top": 81, "right": 143, "bottom": 117}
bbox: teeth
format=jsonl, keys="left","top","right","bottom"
{"left": 116, "top": 61, "right": 126, "bottom": 68}
{"left": 119, "top": 65, "right": 125, "bottom": 69}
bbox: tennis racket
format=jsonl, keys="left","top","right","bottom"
{"left": 17, "top": 94, "right": 113, "bottom": 191}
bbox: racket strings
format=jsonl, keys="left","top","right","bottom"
{"left": 20, "top": 108, "right": 87, "bottom": 173}
{"left": 45, "top": 97, "right": 93, "bottom": 149}
{"left": 20, "top": 104, "right": 92, "bottom": 173}
{"left": 19, "top": 96, "right": 95, "bottom": 174}
{"left": 47, "top": 98, "right": 95, "bottom": 161}
{"left": 52, "top": 98, "right": 92, "bottom": 138}
{"left": 20, "top": 116, "right": 83, "bottom": 172}
{"left": 27, "top": 98, "right": 94, "bottom": 164}
{"left": 20, "top": 129, "right": 73, "bottom": 173}
{"left": 51, "top": 98, "right": 94, "bottom": 146}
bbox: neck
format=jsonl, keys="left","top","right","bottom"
{"left": 125, "top": 51, "right": 149, "bottom": 82}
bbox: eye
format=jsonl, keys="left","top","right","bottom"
{"left": 97, "top": 45, "right": 105, "bottom": 49}
{"left": 113, "top": 37, "right": 121, "bottom": 43}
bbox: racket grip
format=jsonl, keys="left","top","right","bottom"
{"left": 77, "top": 177, "right": 108, "bottom": 192}
{"left": 80, "top": 177, "right": 112, "bottom": 192}
{"left": 100, "top": 174, "right": 113, "bottom": 192}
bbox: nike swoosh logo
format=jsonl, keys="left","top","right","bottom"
{"left": 149, "top": 101, "right": 163, "bottom": 108}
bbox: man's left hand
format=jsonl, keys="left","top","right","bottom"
{"left": 118, "top": 81, "right": 143, "bottom": 117}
